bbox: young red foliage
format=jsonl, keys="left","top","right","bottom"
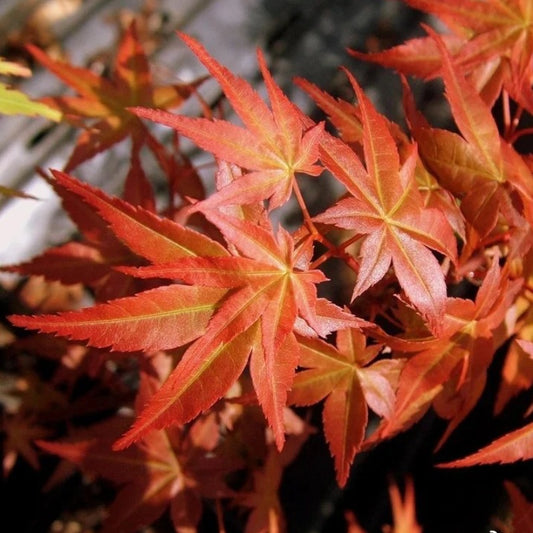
{"left": 9, "top": 170, "right": 355, "bottom": 452}
{"left": 314, "top": 69, "right": 456, "bottom": 334}
{"left": 112, "top": 210, "right": 357, "bottom": 451}
{"left": 131, "top": 33, "right": 325, "bottom": 211}
{"left": 5, "top": 5, "right": 533, "bottom": 530}
{"left": 289, "top": 328, "right": 402, "bottom": 486}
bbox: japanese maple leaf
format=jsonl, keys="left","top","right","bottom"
{"left": 288, "top": 328, "right": 403, "bottom": 486}
{"left": 132, "top": 32, "right": 324, "bottom": 211}
{"left": 36, "top": 361, "right": 237, "bottom": 533}
{"left": 351, "top": 0, "right": 533, "bottom": 107}
{"left": 9, "top": 168, "right": 356, "bottom": 450}
{"left": 111, "top": 211, "right": 358, "bottom": 450}
{"left": 295, "top": 76, "right": 465, "bottom": 239}
{"left": 403, "top": 28, "right": 533, "bottom": 238}
{"left": 371, "top": 258, "right": 522, "bottom": 444}
{"left": 28, "top": 22, "right": 202, "bottom": 171}
{"left": 314, "top": 68, "right": 456, "bottom": 334}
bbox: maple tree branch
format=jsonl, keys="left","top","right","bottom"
{"left": 291, "top": 175, "right": 318, "bottom": 235}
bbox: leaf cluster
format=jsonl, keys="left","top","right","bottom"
{"left": 2, "top": 2, "right": 533, "bottom": 531}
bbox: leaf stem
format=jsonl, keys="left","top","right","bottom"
{"left": 291, "top": 176, "right": 361, "bottom": 273}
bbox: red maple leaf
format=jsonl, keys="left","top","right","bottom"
{"left": 9, "top": 171, "right": 357, "bottom": 452}
{"left": 111, "top": 210, "right": 358, "bottom": 450}
{"left": 289, "top": 328, "right": 403, "bottom": 486}
{"left": 313, "top": 68, "right": 456, "bottom": 334}
{"left": 132, "top": 33, "right": 325, "bottom": 211}
{"left": 295, "top": 75, "right": 465, "bottom": 240}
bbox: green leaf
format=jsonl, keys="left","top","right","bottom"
{"left": 0, "top": 83, "right": 61, "bottom": 121}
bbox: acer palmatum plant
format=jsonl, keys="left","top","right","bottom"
{"left": 2, "top": 1, "right": 533, "bottom": 531}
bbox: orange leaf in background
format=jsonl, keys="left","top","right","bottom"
{"left": 28, "top": 22, "right": 203, "bottom": 171}
{"left": 386, "top": 478, "right": 422, "bottom": 533}
{"left": 240, "top": 409, "right": 313, "bottom": 533}
{"left": 36, "top": 359, "right": 238, "bottom": 533}
{"left": 342, "top": 479, "right": 422, "bottom": 533}
{"left": 352, "top": 0, "right": 533, "bottom": 107}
